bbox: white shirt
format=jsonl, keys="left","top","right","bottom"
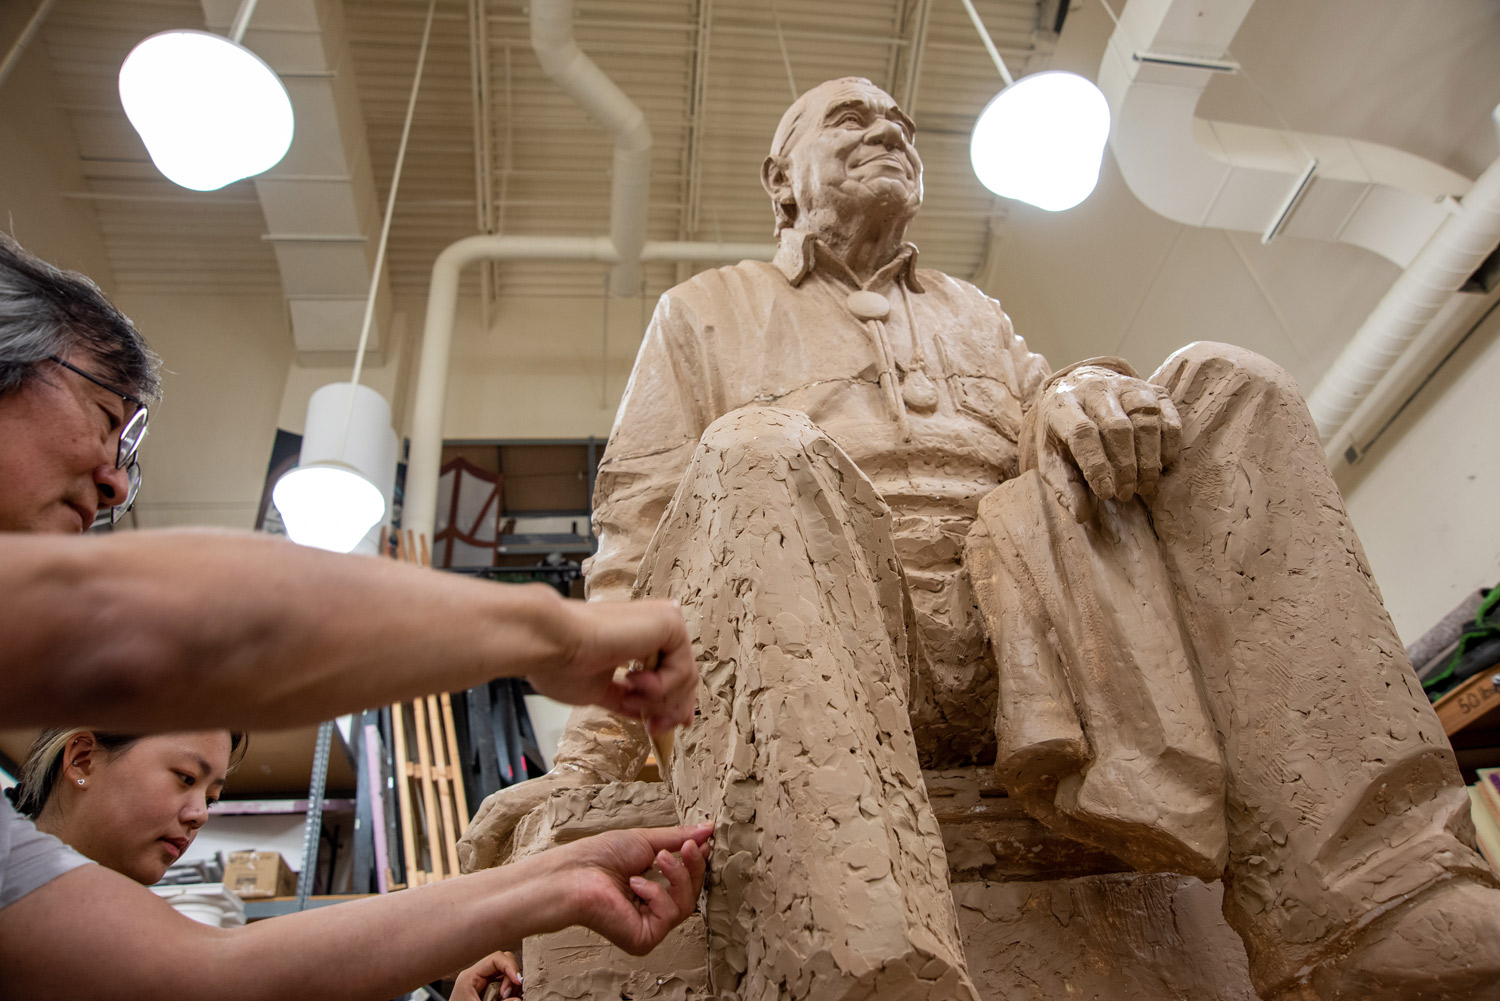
{"left": 0, "top": 795, "right": 90, "bottom": 910}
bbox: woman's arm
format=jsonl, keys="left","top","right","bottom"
{"left": 0, "top": 529, "right": 695, "bottom": 733}
{"left": 0, "top": 823, "right": 710, "bottom": 1001}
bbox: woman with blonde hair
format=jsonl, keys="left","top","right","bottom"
{"left": 10, "top": 728, "right": 246, "bottom": 885}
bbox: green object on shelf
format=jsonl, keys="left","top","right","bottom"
{"left": 1425, "top": 587, "right": 1500, "bottom": 702}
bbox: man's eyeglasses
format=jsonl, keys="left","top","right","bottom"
{"left": 47, "top": 355, "right": 149, "bottom": 523}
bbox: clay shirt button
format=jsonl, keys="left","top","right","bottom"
{"left": 846, "top": 290, "right": 891, "bottom": 321}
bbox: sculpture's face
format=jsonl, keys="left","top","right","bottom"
{"left": 773, "top": 78, "right": 923, "bottom": 233}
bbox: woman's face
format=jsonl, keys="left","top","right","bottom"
{"left": 64, "top": 731, "right": 231, "bottom": 885}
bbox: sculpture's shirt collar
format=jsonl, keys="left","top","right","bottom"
{"left": 773, "top": 229, "right": 925, "bottom": 294}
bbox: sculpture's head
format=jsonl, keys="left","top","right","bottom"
{"left": 761, "top": 77, "right": 923, "bottom": 241}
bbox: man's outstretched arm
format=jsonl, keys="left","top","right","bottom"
{"left": 0, "top": 529, "right": 696, "bottom": 733}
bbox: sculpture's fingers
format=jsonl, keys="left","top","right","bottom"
{"left": 1050, "top": 393, "right": 1115, "bottom": 500}
{"left": 1078, "top": 387, "right": 1136, "bottom": 501}
{"left": 1119, "top": 385, "right": 1162, "bottom": 497}
{"left": 1134, "top": 410, "right": 1162, "bottom": 498}
{"left": 1159, "top": 392, "right": 1184, "bottom": 464}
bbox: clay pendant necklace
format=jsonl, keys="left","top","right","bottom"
{"left": 895, "top": 286, "right": 937, "bottom": 414}
{"left": 846, "top": 286, "right": 938, "bottom": 416}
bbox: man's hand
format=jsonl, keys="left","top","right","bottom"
{"left": 546, "top": 824, "right": 712, "bottom": 956}
{"left": 452, "top": 950, "right": 522, "bottom": 1000}
{"left": 530, "top": 599, "right": 696, "bottom": 736}
{"left": 1034, "top": 364, "right": 1181, "bottom": 521}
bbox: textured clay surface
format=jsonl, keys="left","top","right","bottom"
{"left": 952, "top": 875, "right": 1257, "bottom": 1001}
{"left": 515, "top": 779, "right": 1263, "bottom": 1001}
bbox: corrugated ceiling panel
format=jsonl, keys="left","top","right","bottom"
{"left": 38, "top": 0, "right": 1044, "bottom": 302}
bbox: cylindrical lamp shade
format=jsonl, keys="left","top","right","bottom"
{"left": 274, "top": 383, "right": 398, "bottom": 554}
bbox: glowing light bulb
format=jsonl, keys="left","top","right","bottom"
{"left": 119, "top": 30, "right": 294, "bottom": 192}
{"left": 273, "top": 464, "right": 387, "bottom": 554}
{"left": 970, "top": 71, "right": 1111, "bottom": 212}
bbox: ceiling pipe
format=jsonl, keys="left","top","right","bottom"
{"left": 401, "top": 0, "right": 772, "bottom": 540}
{"left": 402, "top": 237, "right": 772, "bottom": 540}
{"left": 531, "top": 0, "right": 651, "bottom": 296}
{"left": 1310, "top": 145, "right": 1500, "bottom": 443}
{"left": 0, "top": 0, "right": 59, "bottom": 92}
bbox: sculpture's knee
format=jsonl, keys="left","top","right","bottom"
{"left": 1158, "top": 341, "right": 1303, "bottom": 405}
{"left": 698, "top": 406, "right": 832, "bottom": 467}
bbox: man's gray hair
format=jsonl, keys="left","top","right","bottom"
{"left": 0, "top": 233, "right": 159, "bottom": 401}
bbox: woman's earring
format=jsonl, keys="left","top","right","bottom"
{"left": 76, "top": 778, "right": 85, "bottom": 787}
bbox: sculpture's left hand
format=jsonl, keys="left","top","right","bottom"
{"left": 1037, "top": 365, "right": 1181, "bottom": 517}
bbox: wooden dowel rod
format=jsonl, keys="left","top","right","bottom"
{"left": 440, "top": 692, "right": 471, "bottom": 829}
{"left": 428, "top": 694, "right": 462, "bottom": 877}
{"left": 411, "top": 697, "right": 445, "bottom": 880}
{"left": 388, "top": 703, "right": 422, "bottom": 889}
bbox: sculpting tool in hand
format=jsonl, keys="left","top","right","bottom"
{"left": 637, "top": 650, "right": 677, "bottom": 797}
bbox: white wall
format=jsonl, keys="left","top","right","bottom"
{"left": 441, "top": 293, "right": 650, "bottom": 440}
{"left": 1343, "top": 306, "right": 1500, "bottom": 643}
{"left": 114, "top": 293, "right": 294, "bottom": 530}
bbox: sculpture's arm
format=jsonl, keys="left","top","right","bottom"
{"left": 1020, "top": 355, "right": 1183, "bottom": 522}
{"left": 588, "top": 292, "right": 710, "bottom": 605}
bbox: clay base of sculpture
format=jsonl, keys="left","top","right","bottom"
{"left": 512, "top": 777, "right": 1260, "bottom": 1001}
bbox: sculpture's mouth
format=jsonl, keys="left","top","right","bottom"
{"left": 855, "top": 151, "right": 912, "bottom": 176}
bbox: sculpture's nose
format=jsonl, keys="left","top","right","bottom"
{"left": 865, "top": 116, "right": 905, "bottom": 149}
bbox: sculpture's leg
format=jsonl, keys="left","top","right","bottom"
{"left": 967, "top": 475, "right": 1230, "bottom": 879}
{"left": 1147, "top": 342, "right": 1500, "bottom": 1000}
{"left": 633, "top": 406, "right": 979, "bottom": 1001}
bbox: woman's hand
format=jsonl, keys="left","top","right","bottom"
{"left": 547, "top": 823, "right": 712, "bottom": 956}
{"left": 452, "top": 949, "right": 522, "bottom": 1000}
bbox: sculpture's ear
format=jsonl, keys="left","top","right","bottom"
{"left": 762, "top": 154, "right": 796, "bottom": 229}
{"left": 761, "top": 154, "right": 787, "bottom": 198}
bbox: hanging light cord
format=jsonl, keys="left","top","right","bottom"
{"left": 959, "top": 0, "right": 1014, "bottom": 87}
{"left": 228, "top": 0, "right": 261, "bottom": 44}
{"left": 338, "top": 0, "right": 439, "bottom": 458}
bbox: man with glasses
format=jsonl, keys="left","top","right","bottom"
{"left": 0, "top": 239, "right": 158, "bottom": 534}
{"left": 42, "top": 354, "right": 149, "bottom": 524}
{"left": 0, "top": 232, "right": 712, "bottom": 1000}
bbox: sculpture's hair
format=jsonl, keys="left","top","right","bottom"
{"left": 9, "top": 728, "right": 248, "bottom": 820}
{"left": 0, "top": 232, "right": 159, "bottom": 401}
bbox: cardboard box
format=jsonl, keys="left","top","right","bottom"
{"left": 222, "top": 851, "right": 298, "bottom": 899}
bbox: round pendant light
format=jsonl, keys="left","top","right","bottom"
{"left": 118, "top": 30, "right": 294, "bottom": 192}
{"left": 970, "top": 70, "right": 1112, "bottom": 212}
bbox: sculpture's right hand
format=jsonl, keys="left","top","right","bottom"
{"left": 458, "top": 766, "right": 599, "bottom": 872}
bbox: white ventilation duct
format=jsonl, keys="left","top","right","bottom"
{"left": 1099, "top": 0, "right": 1473, "bottom": 268}
{"left": 402, "top": 236, "right": 771, "bottom": 538}
{"left": 1100, "top": 0, "right": 1500, "bottom": 451}
{"left": 1309, "top": 144, "right": 1500, "bottom": 441}
{"left": 531, "top": 0, "right": 651, "bottom": 296}
{"left": 400, "top": 0, "right": 773, "bottom": 539}
{"left": 202, "top": 0, "right": 391, "bottom": 361}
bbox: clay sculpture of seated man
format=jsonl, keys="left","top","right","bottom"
{"left": 460, "top": 77, "right": 1500, "bottom": 1001}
